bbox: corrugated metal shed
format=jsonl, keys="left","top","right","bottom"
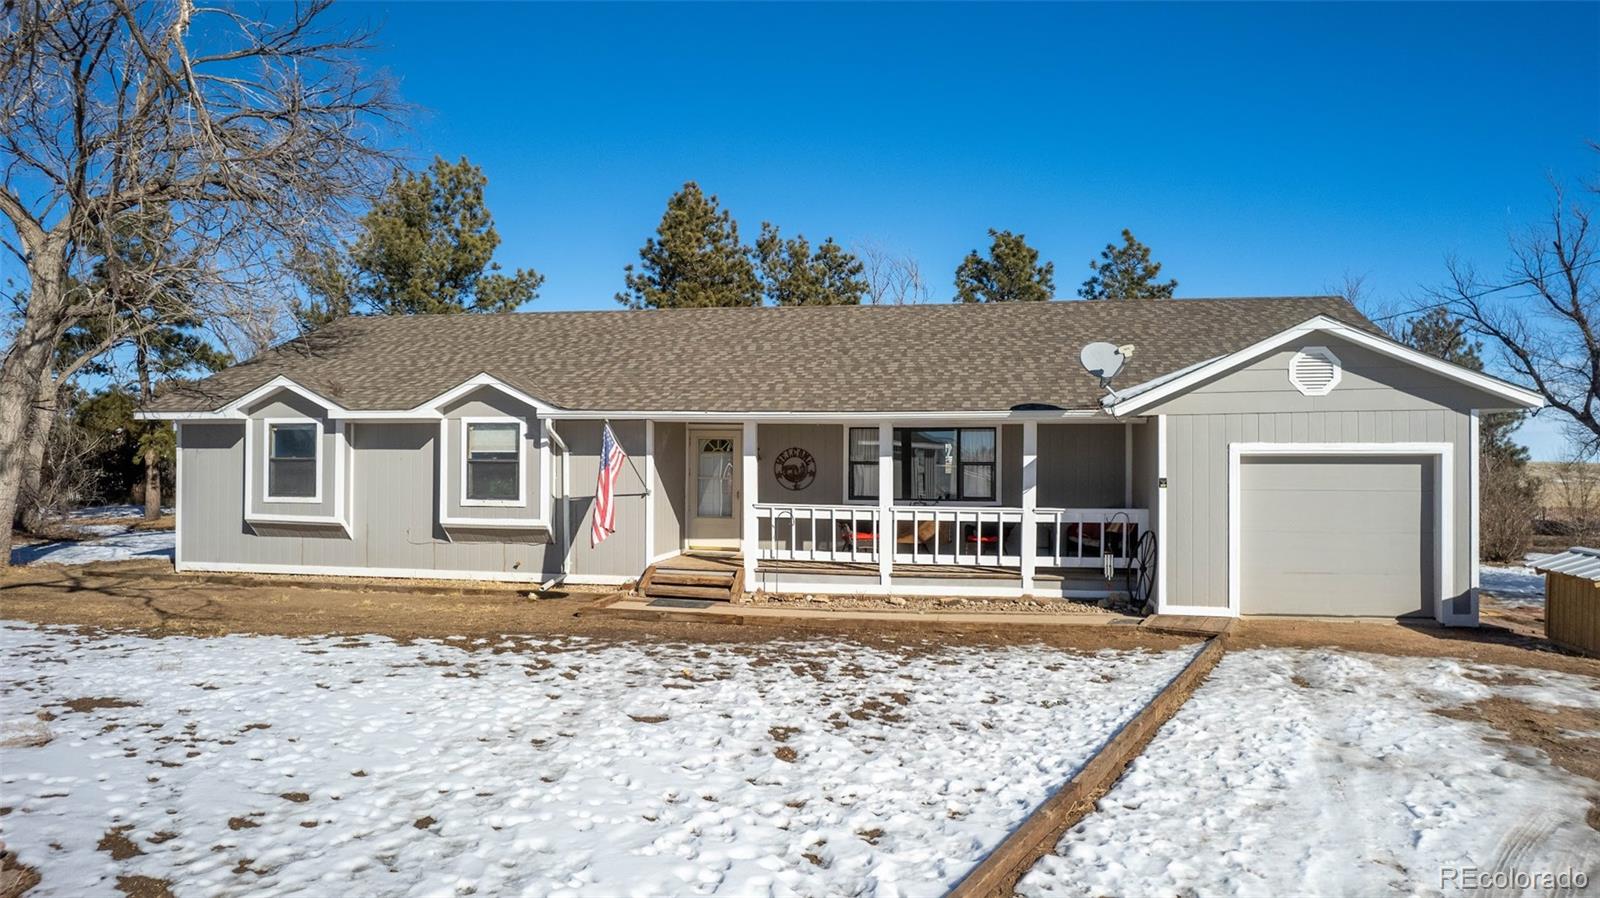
{"left": 1531, "top": 547, "right": 1600, "bottom": 582}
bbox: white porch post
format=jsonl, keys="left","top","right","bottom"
{"left": 741, "top": 420, "right": 758, "bottom": 583}
{"left": 1021, "top": 420, "right": 1038, "bottom": 593}
{"left": 877, "top": 421, "right": 893, "bottom": 587}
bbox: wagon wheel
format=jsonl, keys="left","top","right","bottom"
{"left": 1127, "top": 531, "right": 1157, "bottom": 607}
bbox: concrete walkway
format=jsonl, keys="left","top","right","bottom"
{"left": 593, "top": 597, "right": 1144, "bottom": 628}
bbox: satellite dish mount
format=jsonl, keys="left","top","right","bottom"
{"left": 1080, "top": 342, "right": 1136, "bottom": 400}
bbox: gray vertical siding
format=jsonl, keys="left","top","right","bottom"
{"left": 1037, "top": 423, "right": 1127, "bottom": 507}
{"left": 1145, "top": 334, "right": 1480, "bottom": 613}
{"left": 757, "top": 423, "right": 844, "bottom": 503}
{"left": 557, "top": 419, "right": 649, "bottom": 577}
{"left": 180, "top": 418, "right": 567, "bottom": 580}
{"left": 652, "top": 422, "right": 685, "bottom": 558}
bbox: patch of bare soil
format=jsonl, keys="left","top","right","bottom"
{"left": 1434, "top": 696, "right": 1600, "bottom": 830}
{"left": 0, "top": 563, "right": 1196, "bottom": 655}
{"left": 0, "top": 846, "right": 41, "bottom": 898}
{"left": 115, "top": 876, "right": 174, "bottom": 898}
{"left": 62, "top": 697, "right": 140, "bottom": 714}
{"left": 1236, "top": 618, "right": 1600, "bottom": 678}
{"left": 96, "top": 826, "right": 142, "bottom": 861}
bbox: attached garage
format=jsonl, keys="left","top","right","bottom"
{"left": 1228, "top": 444, "right": 1452, "bottom": 619}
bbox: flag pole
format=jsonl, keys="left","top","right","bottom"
{"left": 604, "top": 419, "right": 650, "bottom": 495}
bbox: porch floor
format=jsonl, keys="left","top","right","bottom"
{"left": 658, "top": 552, "right": 1124, "bottom": 584}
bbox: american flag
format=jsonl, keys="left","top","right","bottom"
{"left": 591, "top": 422, "right": 628, "bottom": 546}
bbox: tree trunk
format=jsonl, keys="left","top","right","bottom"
{"left": 137, "top": 342, "right": 160, "bottom": 520}
{"left": 0, "top": 250, "right": 68, "bottom": 569}
{"left": 16, "top": 376, "right": 60, "bottom": 535}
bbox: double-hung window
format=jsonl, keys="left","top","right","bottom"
{"left": 465, "top": 421, "right": 522, "bottom": 503}
{"left": 266, "top": 422, "right": 319, "bottom": 500}
{"left": 847, "top": 428, "right": 880, "bottom": 501}
{"left": 846, "top": 427, "right": 997, "bottom": 502}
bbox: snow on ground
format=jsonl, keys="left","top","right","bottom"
{"left": 1019, "top": 648, "right": 1600, "bottom": 898}
{"left": 63, "top": 504, "right": 151, "bottom": 520}
{"left": 0, "top": 623, "right": 1197, "bottom": 897}
{"left": 9, "top": 529, "right": 175, "bottom": 566}
{"left": 1479, "top": 559, "right": 1548, "bottom": 607}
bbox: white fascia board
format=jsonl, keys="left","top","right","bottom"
{"left": 542, "top": 408, "right": 1112, "bottom": 422}
{"left": 1109, "top": 316, "right": 1546, "bottom": 416}
{"left": 220, "top": 376, "right": 347, "bottom": 416}
{"left": 400, "top": 372, "right": 560, "bottom": 417}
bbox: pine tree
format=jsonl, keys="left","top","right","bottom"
{"left": 754, "top": 223, "right": 867, "bottom": 305}
{"left": 1404, "top": 308, "right": 1529, "bottom": 465}
{"left": 296, "top": 156, "right": 542, "bottom": 324}
{"left": 953, "top": 229, "right": 1055, "bottom": 303}
{"left": 616, "top": 182, "right": 762, "bottom": 309}
{"left": 1078, "top": 229, "right": 1178, "bottom": 300}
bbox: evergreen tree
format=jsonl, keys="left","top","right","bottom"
{"left": 1403, "top": 308, "right": 1529, "bottom": 466}
{"left": 1078, "top": 229, "right": 1178, "bottom": 300}
{"left": 296, "top": 156, "right": 542, "bottom": 325}
{"left": 81, "top": 209, "right": 230, "bottom": 518}
{"left": 616, "top": 182, "right": 762, "bottom": 309}
{"left": 953, "top": 229, "right": 1055, "bottom": 303}
{"left": 754, "top": 223, "right": 867, "bottom": 305}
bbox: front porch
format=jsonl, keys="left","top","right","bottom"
{"left": 646, "top": 416, "right": 1156, "bottom": 601}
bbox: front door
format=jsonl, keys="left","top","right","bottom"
{"left": 686, "top": 428, "right": 742, "bottom": 550}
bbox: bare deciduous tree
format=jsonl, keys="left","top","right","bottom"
{"left": 0, "top": 0, "right": 400, "bottom": 565}
{"left": 857, "top": 241, "right": 929, "bottom": 305}
{"left": 1427, "top": 168, "right": 1600, "bottom": 455}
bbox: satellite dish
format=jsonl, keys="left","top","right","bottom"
{"left": 1080, "top": 341, "right": 1135, "bottom": 398}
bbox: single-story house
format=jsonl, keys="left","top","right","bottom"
{"left": 137, "top": 296, "right": 1543, "bottom": 624}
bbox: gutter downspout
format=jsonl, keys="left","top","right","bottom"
{"left": 544, "top": 419, "right": 572, "bottom": 578}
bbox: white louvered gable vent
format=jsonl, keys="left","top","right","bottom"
{"left": 1289, "top": 346, "right": 1342, "bottom": 396}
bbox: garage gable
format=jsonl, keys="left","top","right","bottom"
{"left": 1111, "top": 316, "right": 1544, "bottom": 416}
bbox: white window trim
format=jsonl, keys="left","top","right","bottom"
{"left": 1288, "top": 345, "right": 1343, "bottom": 396}
{"left": 262, "top": 418, "right": 324, "bottom": 503}
{"left": 436, "top": 415, "right": 551, "bottom": 530}
{"left": 459, "top": 416, "right": 528, "bottom": 508}
{"left": 839, "top": 424, "right": 1004, "bottom": 507}
{"left": 1219, "top": 442, "right": 1459, "bottom": 624}
{"left": 241, "top": 415, "right": 351, "bottom": 533}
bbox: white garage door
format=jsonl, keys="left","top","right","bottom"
{"left": 1239, "top": 455, "right": 1434, "bottom": 617}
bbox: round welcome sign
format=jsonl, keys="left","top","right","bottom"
{"left": 773, "top": 447, "right": 816, "bottom": 491}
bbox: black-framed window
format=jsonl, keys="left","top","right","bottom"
{"left": 267, "top": 423, "right": 318, "bottom": 499}
{"left": 847, "top": 427, "right": 997, "bottom": 502}
{"left": 848, "top": 428, "right": 879, "bottom": 499}
{"left": 466, "top": 422, "right": 521, "bottom": 502}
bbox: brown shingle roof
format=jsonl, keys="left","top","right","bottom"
{"left": 147, "top": 296, "right": 1377, "bottom": 414}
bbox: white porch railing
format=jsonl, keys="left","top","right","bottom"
{"left": 755, "top": 504, "right": 881, "bottom": 563}
{"left": 753, "top": 503, "right": 1148, "bottom": 569}
{"left": 1036, "top": 507, "right": 1150, "bottom": 568}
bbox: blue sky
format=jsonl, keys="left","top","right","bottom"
{"left": 350, "top": 2, "right": 1597, "bottom": 456}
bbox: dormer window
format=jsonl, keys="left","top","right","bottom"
{"left": 265, "top": 421, "right": 320, "bottom": 500}
{"left": 463, "top": 419, "right": 525, "bottom": 505}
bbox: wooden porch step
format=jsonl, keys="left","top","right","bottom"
{"left": 638, "top": 559, "right": 744, "bottom": 602}
{"left": 643, "top": 583, "right": 737, "bottom": 601}
{"left": 651, "top": 570, "right": 736, "bottom": 587}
